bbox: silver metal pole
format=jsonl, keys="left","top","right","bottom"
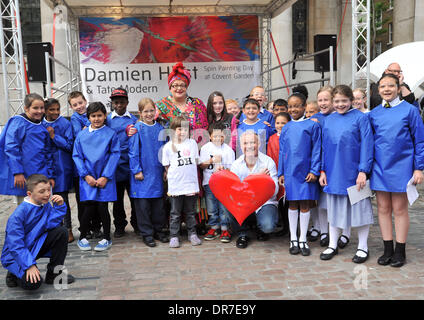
{"left": 0, "top": 7, "right": 11, "bottom": 120}
{"left": 329, "top": 46, "right": 334, "bottom": 86}
{"left": 45, "top": 52, "right": 52, "bottom": 98}
{"left": 366, "top": 0, "right": 371, "bottom": 108}
{"left": 351, "top": 0, "right": 356, "bottom": 89}
{"left": 13, "top": 0, "right": 27, "bottom": 100}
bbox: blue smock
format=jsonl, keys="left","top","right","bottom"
{"left": 42, "top": 116, "right": 74, "bottom": 193}
{"left": 106, "top": 112, "right": 138, "bottom": 182}
{"left": 278, "top": 118, "right": 321, "bottom": 201}
{"left": 70, "top": 112, "right": 91, "bottom": 178}
{"left": 240, "top": 108, "right": 276, "bottom": 130}
{"left": 72, "top": 125, "right": 121, "bottom": 202}
{"left": 322, "top": 108, "right": 374, "bottom": 195}
{"left": 1, "top": 201, "right": 67, "bottom": 278}
{"left": 369, "top": 100, "right": 424, "bottom": 192}
{"left": 0, "top": 115, "right": 55, "bottom": 196}
{"left": 128, "top": 121, "right": 165, "bottom": 198}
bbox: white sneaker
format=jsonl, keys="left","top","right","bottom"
{"left": 77, "top": 238, "right": 91, "bottom": 251}
{"left": 94, "top": 239, "right": 112, "bottom": 252}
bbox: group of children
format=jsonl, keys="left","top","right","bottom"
{"left": 1, "top": 72, "right": 423, "bottom": 290}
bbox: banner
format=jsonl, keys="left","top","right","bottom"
{"left": 79, "top": 16, "right": 261, "bottom": 111}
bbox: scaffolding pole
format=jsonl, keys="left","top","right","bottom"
{"left": 0, "top": 0, "right": 27, "bottom": 121}
{"left": 351, "top": 0, "right": 371, "bottom": 107}
{"left": 260, "top": 15, "right": 272, "bottom": 102}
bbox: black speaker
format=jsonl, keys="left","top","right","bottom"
{"left": 314, "top": 34, "right": 337, "bottom": 72}
{"left": 27, "top": 42, "right": 55, "bottom": 83}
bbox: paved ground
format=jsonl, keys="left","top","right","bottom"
{"left": 1, "top": 187, "right": 424, "bottom": 301}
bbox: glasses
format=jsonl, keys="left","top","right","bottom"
{"left": 171, "top": 84, "right": 187, "bottom": 89}
{"left": 387, "top": 68, "right": 402, "bottom": 74}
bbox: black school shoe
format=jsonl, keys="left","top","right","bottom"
{"left": 320, "top": 247, "right": 338, "bottom": 260}
{"left": 45, "top": 271, "right": 75, "bottom": 285}
{"left": 352, "top": 249, "right": 369, "bottom": 264}
{"left": 6, "top": 272, "right": 18, "bottom": 288}
{"left": 289, "top": 240, "right": 300, "bottom": 255}
{"left": 320, "top": 233, "right": 329, "bottom": 247}
{"left": 299, "top": 242, "right": 311, "bottom": 256}
{"left": 390, "top": 254, "right": 406, "bottom": 268}
{"left": 337, "top": 235, "right": 350, "bottom": 249}
{"left": 236, "top": 236, "right": 249, "bottom": 249}
{"left": 154, "top": 232, "right": 169, "bottom": 243}
{"left": 142, "top": 236, "right": 156, "bottom": 248}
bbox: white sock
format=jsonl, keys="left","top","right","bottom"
{"left": 318, "top": 208, "right": 328, "bottom": 238}
{"left": 309, "top": 207, "right": 320, "bottom": 233}
{"left": 341, "top": 226, "right": 351, "bottom": 242}
{"left": 356, "top": 225, "right": 370, "bottom": 257}
{"left": 299, "top": 211, "right": 310, "bottom": 242}
{"left": 322, "top": 225, "right": 341, "bottom": 254}
{"left": 288, "top": 209, "right": 299, "bottom": 241}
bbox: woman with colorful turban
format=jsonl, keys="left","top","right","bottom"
{"left": 156, "top": 62, "right": 208, "bottom": 131}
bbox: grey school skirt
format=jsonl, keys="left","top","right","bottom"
{"left": 327, "top": 194, "right": 373, "bottom": 229}
{"left": 318, "top": 191, "right": 328, "bottom": 210}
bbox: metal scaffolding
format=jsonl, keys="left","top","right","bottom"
{"left": 351, "top": 0, "right": 371, "bottom": 105}
{"left": 0, "top": 0, "right": 27, "bottom": 119}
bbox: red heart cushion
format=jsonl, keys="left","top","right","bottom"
{"left": 209, "top": 170, "right": 275, "bottom": 226}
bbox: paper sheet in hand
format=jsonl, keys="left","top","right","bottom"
{"left": 406, "top": 176, "right": 419, "bottom": 206}
{"left": 347, "top": 180, "right": 372, "bottom": 205}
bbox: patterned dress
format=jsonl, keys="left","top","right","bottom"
{"left": 156, "top": 95, "right": 208, "bottom": 130}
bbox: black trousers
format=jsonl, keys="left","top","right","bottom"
{"left": 16, "top": 226, "right": 68, "bottom": 290}
{"left": 74, "top": 177, "right": 101, "bottom": 232}
{"left": 134, "top": 198, "right": 166, "bottom": 238}
{"left": 112, "top": 180, "right": 137, "bottom": 231}
{"left": 80, "top": 201, "right": 111, "bottom": 241}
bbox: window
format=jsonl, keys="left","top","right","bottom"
{"left": 292, "top": 0, "right": 307, "bottom": 54}
{"left": 20, "top": 0, "right": 42, "bottom": 54}
{"left": 388, "top": 23, "right": 393, "bottom": 44}
{"left": 376, "top": 42, "right": 382, "bottom": 56}
{"left": 389, "top": 0, "right": 394, "bottom": 10}
{"left": 376, "top": 9, "right": 383, "bottom": 30}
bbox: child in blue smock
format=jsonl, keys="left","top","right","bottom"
{"left": 0, "top": 93, "right": 55, "bottom": 202}
{"left": 235, "top": 98, "right": 274, "bottom": 157}
{"left": 128, "top": 97, "right": 168, "bottom": 247}
{"left": 43, "top": 98, "right": 75, "bottom": 243}
{"left": 278, "top": 92, "right": 321, "bottom": 257}
{"left": 239, "top": 86, "right": 275, "bottom": 129}
{"left": 319, "top": 85, "right": 374, "bottom": 263}
{"left": 73, "top": 102, "right": 121, "bottom": 252}
{"left": 68, "top": 91, "right": 101, "bottom": 238}
{"left": 1, "top": 174, "right": 74, "bottom": 290}
{"left": 106, "top": 87, "right": 138, "bottom": 238}
{"left": 369, "top": 74, "right": 424, "bottom": 268}
{"left": 308, "top": 86, "right": 336, "bottom": 247}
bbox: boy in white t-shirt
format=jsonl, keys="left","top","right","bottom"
{"left": 200, "top": 122, "right": 235, "bottom": 242}
{"left": 161, "top": 116, "right": 202, "bottom": 248}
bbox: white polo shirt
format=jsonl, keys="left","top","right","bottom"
{"left": 230, "top": 151, "right": 279, "bottom": 211}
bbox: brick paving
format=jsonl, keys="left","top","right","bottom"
{"left": 1, "top": 186, "right": 424, "bottom": 300}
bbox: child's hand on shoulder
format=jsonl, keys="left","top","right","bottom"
{"left": 96, "top": 177, "right": 108, "bottom": 188}
{"left": 263, "top": 121, "right": 271, "bottom": 127}
{"left": 126, "top": 124, "right": 137, "bottom": 137}
{"left": 51, "top": 194, "right": 64, "bottom": 206}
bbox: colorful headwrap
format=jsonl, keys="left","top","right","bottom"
{"left": 168, "top": 62, "right": 191, "bottom": 88}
